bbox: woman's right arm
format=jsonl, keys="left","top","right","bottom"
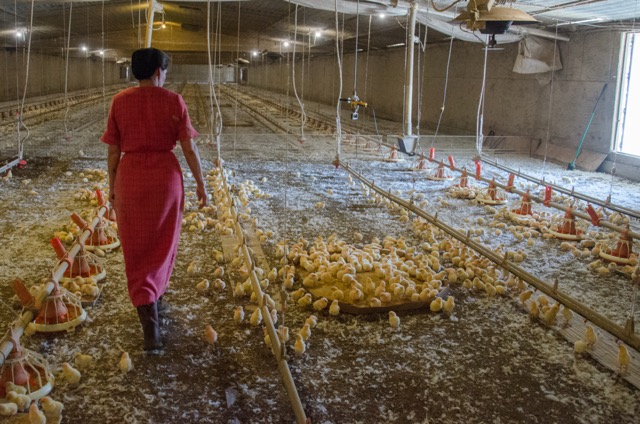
{"left": 107, "top": 144, "right": 121, "bottom": 209}
{"left": 180, "top": 138, "right": 207, "bottom": 208}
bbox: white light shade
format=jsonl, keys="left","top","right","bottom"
{"left": 283, "top": 41, "right": 290, "bottom": 47}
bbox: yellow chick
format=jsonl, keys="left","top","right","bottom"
{"left": 314, "top": 201, "right": 325, "bottom": 210}
{"left": 388, "top": 311, "right": 401, "bottom": 330}
{"left": 250, "top": 308, "right": 262, "bottom": 326}
{"left": 574, "top": 339, "right": 587, "bottom": 354}
{"left": 187, "top": 260, "right": 198, "bottom": 275}
{"left": 270, "top": 308, "right": 278, "bottom": 325}
{"left": 5, "top": 381, "right": 27, "bottom": 395}
{"left": 213, "top": 279, "right": 226, "bottom": 290}
{"left": 443, "top": 296, "right": 455, "bottom": 314}
{"left": 278, "top": 326, "right": 290, "bottom": 343}
{"left": 519, "top": 290, "right": 533, "bottom": 303}
{"left": 204, "top": 325, "right": 218, "bottom": 345}
{"left": 62, "top": 362, "right": 81, "bottom": 385}
{"left": 430, "top": 297, "right": 443, "bottom": 313}
{"left": 561, "top": 306, "right": 573, "bottom": 327}
{"left": 294, "top": 334, "right": 306, "bottom": 355}
{"left": 28, "top": 403, "right": 46, "bottom": 424}
{"left": 267, "top": 268, "right": 278, "bottom": 281}
{"left": 543, "top": 303, "right": 560, "bottom": 325}
{"left": 329, "top": 299, "right": 340, "bottom": 316}
{"left": 291, "top": 288, "right": 306, "bottom": 301}
{"left": 234, "top": 306, "right": 245, "bottom": 324}
{"left": 305, "top": 315, "right": 318, "bottom": 328}
{"left": 119, "top": 352, "right": 133, "bottom": 374}
{"left": 299, "top": 324, "right": 312, "bottom": 341}
{"left": 369, "top": 297, "right": 382, "bottom": 307}
{"left": 74, "top": 352, "right": 94, "bottom": 370}
{"left": 529, "top": 301, "right": 539, "bottom": 318}
{"left": 379, "top": 292, "right": 392, "bottom": 304}
{"left": 196, "top": 279, "right": 210, "bottom": 294}
{"left": 213, "top": 266, "right": 224, "bottom": 277}
{"left": 297, "top": 293, "right": 313, "bottom": 308}
{"left": 585, "top": 325, "right": 597, "bottom": 348}
{"left": 6, "top": 391, "right": 30, "bottom": 411}
{"left": 40, "top": 396, "right": 64, "bottom": 416}
{"left": 313, "top": 297, "right": 328, "bottom": 311}
{"left": 537, "top": 295, "right": 549, "bottom": 307}
{"left": 0, "top": 402, "right": 17, "bottom": 416}
{"left": 618, "top": 343, "right": 630, "bottom": 374}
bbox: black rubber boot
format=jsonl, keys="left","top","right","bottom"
{"left": 157, "top": 295, "right": 170, "bottom": 316}
{"left": 136, "top": 302, "right": 163, "bottom": 351}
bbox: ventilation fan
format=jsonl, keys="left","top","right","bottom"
{"left": 453, "top": 0, "right": 537, "bottom": 35}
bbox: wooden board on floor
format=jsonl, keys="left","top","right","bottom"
{"left": 533, "top": 144, "right": 608, "bottom": 172}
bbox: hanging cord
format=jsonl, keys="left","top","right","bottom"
{"left": 207, "top": 1, "right": 223, "bottom": 161}
{"left": 415, "top": 23, "right": 428, "bottom": 148}
{"left": 101, "top": 0, "right": 106, "bottom": 121}
{"left": 430, "top": 0, "right": 463, "bottom": 12}
{"left": 541, "top": 24, "right": 560, "bottom": 176}
{"left": 16, "top": 0, "right": 35, "bottom": 160}
{"left": 334, "top": 0, "right": 343, "bottom": 162}
{"left": 363, "top": 15, "right": 372, "bottom": 126}
{"left": 353, "top": 0, "right": 360, "bottom": 97}
{"left": 233, "top": 1, "right": 241, "bottom": 155}
{"left": 431, "top": 24, "right": 456, "bottom": 148}
{"left": 291, "top": 5, "right": 307, "bottom": 141}
{"left": 401, "top": 13, "right": 409, "bottom": 132}
{"left": 475, "top": 34, "right": 489, "bottom": 157}
{"left": 63, "top": 2, "right": 73, "bottom": 135}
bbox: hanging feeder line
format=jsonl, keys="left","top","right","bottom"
{"left": 0, "top": 205, "right": 107, "bottom": 368}
{"left": 478, "top": 155, "right": 640, "bottom": 221}
{"left": 218, "top": 168, "right": 308, "bottom": 424}
{"left": 337, "top": 159, "right": 640, "bottom": 353}
{"left": 291, "top": 4, "right": 307, "bottom": 142}
{"left": 420, "top": 153, "right": 640, "bottom": 240}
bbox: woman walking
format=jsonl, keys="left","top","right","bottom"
{"left": 101, "top": 48, "right": 207, "bottom": 350}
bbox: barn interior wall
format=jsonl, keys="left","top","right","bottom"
{"left": 248, "top": 30, "right": 639, "bottom": 181}
{"left": 0, "top": 50, "right": 123, "bottom": 104}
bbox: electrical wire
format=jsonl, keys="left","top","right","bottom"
{"left": 206, "top": 0, "right": 223, "bottom": 162}
{"left": 334, "top": 0, "right": 343, "bottom": 161}
{"left": 475, "top": 34, "right": 489, "bottom": 156}
{"left": 63, "top": 2, "right": 73, "bottom": 135}
{"left": 431, "top": 25, "right": 456, "bottom": 149}
{"left": 541, "top": 23, "right": 560, "bottom": 177}
{"left": 17, "top": 0, "right": 35, "bottom": 161}
{"left": 291, "top": 4, "right": 307, "bottom": 141}
{"left": 233, "top": 1, "right": 241, "bottom": 154}
{"left": 430, "top": 0, "right": 463, "bottom": 13}
{"left": 353, "top": 0, "right": 360, "bottom": 97}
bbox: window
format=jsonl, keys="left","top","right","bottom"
{"left": 614, "top": 33, "right": 640, "bottom": 157}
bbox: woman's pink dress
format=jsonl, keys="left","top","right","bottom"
{"left": 101, "top": 86, "right": 197, "bottom": 307}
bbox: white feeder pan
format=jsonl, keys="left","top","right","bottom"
{"left": 599, "top": 251, "right": 634, "bottom": 265}
{"left": 476, "top": 197, "right": 506, "bottom": 205}
{"left": 34, "top": 309, "right": 87, "bottom": 333}
{"left": 426, "top": 175, "right": 453, "bottom": 181}
{"left": 546, "top": 229, "right": 584, "bottom": 241}
{"left": 384, "top": 157, "right": 404, "bottom": 163}
{"left": 60, "top": 267, "right": 106, "bottom": 284}
{"left": 85, "top": 239, "right": 120, "bottom": 252}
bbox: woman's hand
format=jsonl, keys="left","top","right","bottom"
{"left": 196, "top": 184, "right": 208, "bottom": 208}
{"left": 108, "top": 188, "right": 117, "bottom": 211}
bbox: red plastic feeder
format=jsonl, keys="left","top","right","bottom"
{"left": 476, "top": 178, "right": 507, "bottom": 205}
{"left": 599, "top": 229, "right": 637, "bottom": 265}
{"left": 71, "top": 212, "right": 120, "bottom": 252}
{"left": 426, "top": 160, "right": 453, "bottom": 181}
{"left": 412, "top": 154, "right": 429, "bottom": 171}
{"left": 546, "top": 209, "right": 587, "bottom": 241}
{"left": 511, "top": 190, "right": 533, "bottom": 216}
{"left": 51, "top": 237, "right": 106, "bottom": 284}
{"left": 13, "top": 279, "right": 87, "bottom": 333}
{"left": 96, "top": 190, "right": 117, "bottom": 222}
{"left": 449, "top": 168, "right": 476, "bottom": 199}
{"left": 0, "top": 331, "right": 54, "bottom": 400}
{"left": 384, "top": 146, "right": 403, "bottom": 162}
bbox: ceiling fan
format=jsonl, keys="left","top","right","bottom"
{"left": 452, "top": 0, "right": 537, "bottom": 35}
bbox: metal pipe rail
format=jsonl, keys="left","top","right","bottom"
{"left": 219, "top": 170, "right": 308, "bottom": 424}
{"left": 479, "top": 155, "right": 640, "bottom": 221}
{"left": 0, "top": 206, "right": 107, "bottom": 367}
{"left": 377, "top": 141, "right": 640, "bottom": 241}
{"left": 339, "top": 159, "right": 640, "bottom": 351}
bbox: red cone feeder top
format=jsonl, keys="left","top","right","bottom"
{"left": 426, "top": 160, "right": 453, "bottom": 181}
{"left": 51, "top": 237, "right": 106, "bottom": 284}
{"left": 412, "top": 154, "right": 429, "bottom": 171}
{"left": 71, "top": 212, "right": 120, "bottom": 252}
{"left": 0, "top": 331, "right": 54, "bottom": 400}
{"left": 13, "top": 279, "right": 87, "bottom": 333}
{"left": 384, "top": 146, "right": 403, "bottom": 162}
{"left": 599, "top": 229, "right": 637, "bottom": 265}
{"left": 476, "top": 178, "right": 507, "bottom": 205}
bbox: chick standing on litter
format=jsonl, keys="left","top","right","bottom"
{"left": 0, "top": 402, "right": 17, "bottom": 416}
{"left": 250, "top": 308, "right": 262, "bottom": 326}
{"left": 294, "top": 334, "right": 306, "bottom": 355}
{"left": 299, "top": 323, "right": 312, "bottom": 341}
{"left": 62, "top": 362, "right": 82, "bottom": 384}
{"left": 234, "top": 306, "right": 245, "bottom": 324}
{"left": 388, "top": 311, "right": 400, "bottom": 330}
{"left": 329, "top": 299, "right": 340, "bottom": 316}
{"left": 28, "top": 403, "right": 46, "bottom": 424}
{"left": 204, "top": 325, "right": 218, "bottom": 345}
{"left": 119, "top": 352, "right": 133, "bottom": 374}
{"left": 40, "top": 396, "right": 64, "bottom": 416}
{"left": 618, "top": 343, "right": 630, "bottom": 374}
